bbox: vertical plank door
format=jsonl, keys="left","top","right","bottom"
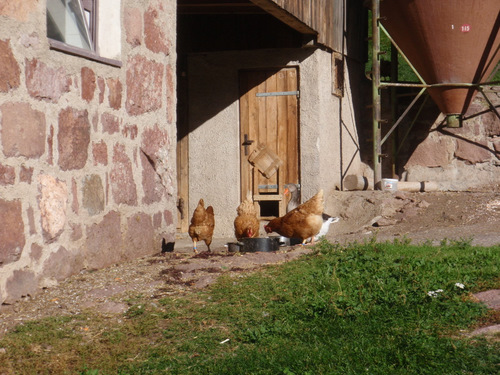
{"left": 239, "top": 67, "right": 299, "bottom": 219}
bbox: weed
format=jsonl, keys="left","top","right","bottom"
{"left": 80, "top": 367, "right": 100, "bottom": 375}
{"left": 125, "top": 304, "right": 145, "bottom": 318}
{"left": 450, "top": 237, "right": 474, "bottom": 249}
{"left": 423, "top": 239, "right": 435, "bottom": 247}
{"left": 392, "top": 235, "right": 412, "bottom": 246}
{"left": 440, "top": 238, "right": 450, "bottom": 247}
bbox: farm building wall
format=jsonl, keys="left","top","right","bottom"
{"left": 395, "top": 88, "right": 500, "bottom": 190}
{"left": 186, "top": 48, "right": 366, "bottom": 238}
{"left": 0, "top": 0, "right": 177, "bottom": 305}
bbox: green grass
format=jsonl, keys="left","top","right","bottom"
{"left": 0, "top": 239, "right": 499, "bottom": 374}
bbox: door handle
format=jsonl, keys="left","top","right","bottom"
{"left": 242, "top": 134, "right": 254, "bottom": 156}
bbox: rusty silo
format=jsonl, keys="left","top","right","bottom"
{"left": 380, "top": 0, "right": 500, "bottom": 126}
{"left": 370, "top": 0, "right": 500, "bottom": 187}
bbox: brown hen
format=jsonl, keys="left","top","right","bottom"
{"left": 264, "top": 189, "right": 324, "bottom": 245}
{"left": 188, "top": 199, "right": 215, "bottom": 253}
{"left": 234, "top": 192, "right": 260, "bottom": 240}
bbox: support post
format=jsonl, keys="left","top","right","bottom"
{"left": 390, "top": 44, "right": 398, "bottom": 178}
{"left": 372, "top": 0, "right": 382, "bottom": 189}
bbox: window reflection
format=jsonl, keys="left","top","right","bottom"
{"left": 47, "top": 0, "right": 92, "bottom": 51}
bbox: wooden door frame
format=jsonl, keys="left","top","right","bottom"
{"left": 176, "top": 60, "right": 189, "bottom": 233}
{"left": 176, "top": 134, "right": 189, "bottom": 232}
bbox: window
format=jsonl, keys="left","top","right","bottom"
{"left": 47, "top": 0, "right": 94, "bottom": 51}
{"left": 332, "top": 52, "right": 344, "bottom": 97}
{"left": 47, "top": 0, "right": 121, "bottom": 67}
{"left": 81, "top": 0, "right": 97, "bottom": 47}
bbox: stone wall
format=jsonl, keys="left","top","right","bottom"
{"left": 0, "top": 0, "right": 177, "bottom": 304}
{"left": 404, "top": 87, "right": 500, "bottom": 190}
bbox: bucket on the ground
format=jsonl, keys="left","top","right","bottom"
{"left": 227, "top": 242, "right": 243, "bottom": 252}
{"left": 381, "top": 178, "right": 398, "bottom": 192}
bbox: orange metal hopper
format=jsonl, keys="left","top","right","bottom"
{"left": 380, "top": 0, "right": 500, "bottom": 120}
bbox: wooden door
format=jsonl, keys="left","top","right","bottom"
{"left": 239, "top": 67, "right": 299, "bottom": 219}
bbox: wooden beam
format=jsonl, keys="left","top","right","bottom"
{"left": 249, "top": 0, "right": 317, "bottom": 35}
{"left": 178, "top": 1, "right": 264, "bottom": 14}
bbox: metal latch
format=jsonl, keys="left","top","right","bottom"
{"left": 242, "top": 134, "right": 254, "bottom": 156}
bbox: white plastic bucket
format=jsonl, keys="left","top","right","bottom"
{"left": 381, "top": 178, "right": 398, "bottom": 192}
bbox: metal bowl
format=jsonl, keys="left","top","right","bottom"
{"left": 269, "top": 236, "right": 303, "bottom": 247}
{"left": 227, "top": 242, "right": 243, "bottom": 252}
{"left": 241, "top": 237, "right": 280, "bottom": 252}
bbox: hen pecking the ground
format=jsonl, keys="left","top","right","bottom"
{"left": 234, "top": 192, "right": 260, "bottom": 240}
{"left": 265, "top": 189, "right": 324, "bottom": 245}
{"left": 188, "top": 199, "right": 215, "bottom": 253}
{"left": 285, "top": 184, "right": 339, "bottom": 243}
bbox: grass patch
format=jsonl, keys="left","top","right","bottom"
{"left": 0, "top": 240, "right": 498, "bottom": 374}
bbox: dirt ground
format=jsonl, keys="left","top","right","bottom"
{"left": 1, "top": 188, "right": 499, "bottom": 339}
{"left": 325, "top": 187, "right": 500, "bottom": 247}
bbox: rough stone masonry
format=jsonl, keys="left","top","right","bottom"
{"left": 0, "top": 0, "right": 177, "bottom": 305}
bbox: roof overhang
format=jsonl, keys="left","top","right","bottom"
{"left": 178, "top": 0, "right": 317, "bottom": 37}
{"left": 249, "top": 0, "right": 317, "bottom": 36}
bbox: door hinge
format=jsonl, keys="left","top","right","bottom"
{"left": 258, "top": 184, "right": 278, "bottom": 189}
{"left": 256, "top": 91, "right": 299, "bottom": 98}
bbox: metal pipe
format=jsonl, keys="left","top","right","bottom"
{"left": 339, "top": 0, "right": 346, "bottom": 190}
{"left": 380, "top": 23, "right": 427, "bottom": 85}
{"left": 380, "top": 82, "right": 488, "bottom": 89}
{"left": 372, "top": 0, "right": 382, "bottom": 188}
{"left": 390, "top": 44, "right": 398, "bottom": 178}
{"left": 477, "top": 86, "right": 500, "bottom": 121}
{"left": 396, "top": 95, "right": 429, "bottom": 155}
{"left": 381, "top": 88, "right": 426, "bottom": 146}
